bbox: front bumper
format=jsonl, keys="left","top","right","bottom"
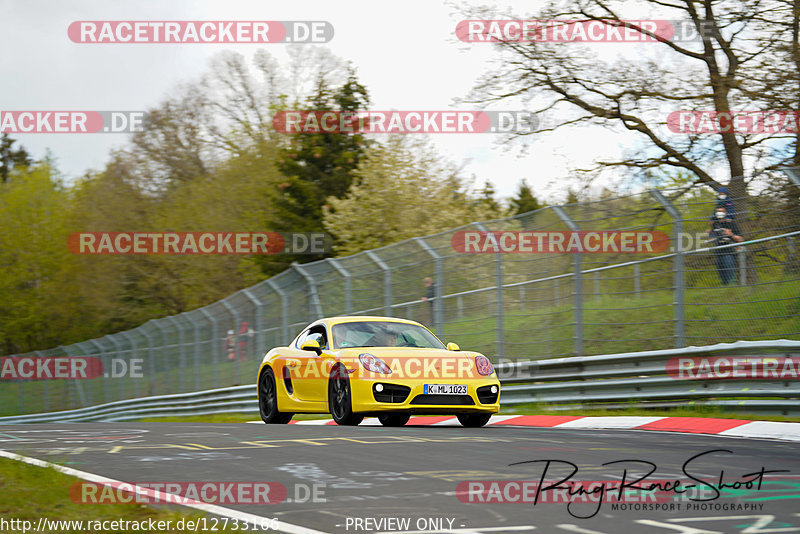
{"left": 349, "top": 378, "right": 500, "bottom": 415}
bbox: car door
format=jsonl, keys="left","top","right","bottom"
{"left": 288, "top": 325, "right": 330, "bottom": 402}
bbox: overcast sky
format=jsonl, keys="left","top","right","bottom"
{"left": 1, "top": 0, "right": 707, "bottom": 202}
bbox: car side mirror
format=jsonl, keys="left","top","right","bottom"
{"left": 446, "top": 342, "right": 460, "bottom": 351}
{"left": 301, "top": 339, "right": 322, "bottom": 354}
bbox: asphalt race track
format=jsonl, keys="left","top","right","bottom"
{"left": 1, "top": 422, "right": 799, "bottom": 533}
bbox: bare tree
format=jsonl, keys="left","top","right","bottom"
{"left": 461, "top": 0, "right": 798, "bottom": 202}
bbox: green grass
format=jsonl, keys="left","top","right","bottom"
{"left": 441, "top": 278, "right": 800, "bottom": 359}
{"left": 0, "top": 457, "right": 244, "bottom": 533}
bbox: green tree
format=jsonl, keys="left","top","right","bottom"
{"left": 509, "top": 179, "right": 542, "bottom": 215}
{"left": 272, "top": 69, "right": 371, "bottom": 243}
{"left": 323, "top": 136, "right": 494, "bottom": 255}
{"left": 476, "top": 180, "right": 503, "bottom": 216}
{"left": 0, "top": 164, "right": 75, "bottom": 354}
{"left": 0, "top": 134, "right": 33, "bottom": 183}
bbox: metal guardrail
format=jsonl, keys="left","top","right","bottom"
{"left": 498, "top": 339, "right": 800, "bottom": 416}
{"left": 2, "top": 340, "right": 798, "bottom": 423}
{"left": 0, "top": 386, "right": 258, "bottom": 424}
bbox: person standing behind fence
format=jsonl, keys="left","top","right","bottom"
{"left": 237, "top": 321, "right": 254, "bottom": 361}
{"left": 712, "top": 187, "right": 736, "bottom": 219}
{"left": 708, "top": 206, "right": 743, "bottom": 285}
{"left": 421, "top": 277, "right": 435, "bottom": 325}
{"left": 225, "top": 329, "right": 236, "bottom": 361}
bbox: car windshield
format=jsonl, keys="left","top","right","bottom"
{"left": 332, "top": 321, "right": 446, "bottom": 350}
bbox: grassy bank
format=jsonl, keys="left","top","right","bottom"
{"left": 0, "top": 457, "right": 243, "bottom": 533}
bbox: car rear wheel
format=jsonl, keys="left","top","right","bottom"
{"left": 329, "top": 367, "right": 363, "bottom": 426}
{"left": 378, "top": 413, "right": 410, "bottom": 427}
{"left": 259, "top": 367, "right": 293, "bottom": 424}
{"left": 457, "top": 413, "right": 492, "bottom": 427}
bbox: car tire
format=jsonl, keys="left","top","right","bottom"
{"left": 457, "top": 413, "right": 492, "bottom": 427}
{"left": 378, "top": 414, "right": 410, "bottom": 427}
{"left": 328, "top": 366, "right": 363, "bottom": 426}
{"left": 259, "top": 367, "right": 293, "bottom": 424}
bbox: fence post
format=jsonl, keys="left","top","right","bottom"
{"left": 634, "top": 263, "right": 641, "bottom": 297}
{"left": 199, "top": 308, "right": 219, "bottom": 388}
{"left": 738, "top": 247, "right": 747, "bottom": 286}
{"left": 34, "top": 350, "right": 47, "bottom": 411}
{"left": 242, "top": 288, "right": 265, "bottom": 361}
{"left": 474, "top": 223, "right": 503, "bottom": 359}
{"left": 222, "top": 301, "right": 241, "bottom": 385}
{"left": 327, "top": 258, "right": 352, "bottom": 315}
{"left": 781, "top": 166, "right": 800, "bottom": 189}
{"left": 104, "top": 335, "right": 122, "bottom": 402}
{"left": 266, "top": 279, "right": 290, "bottom": 345}
{"left": 186, "top": 314, "right": 201, "bottom": 392}
{"left": 553, "top": 206, "right": 583, "bottom": 357}
{"left": 366, "top": 251, "right": 393, "bottom": 317}
{"left": 139, "top": 327, "right": 155, "bottom": 396}
{"left": 651, "top": 189, "right": 686, "bottom": 348}
{"left": 165, "top": 316, "right": 185, "bottom": 393}
{"left": 119, "top": 331, "right": 138, "bottom": 398}
{"left": 292, "top": 263, "right": 323, "bottom": 321}
{"left": 152, "top": 321, "right": 167, "bottom": 397}
{"left": 18, "top": 354, "right": 25, "bottom": 413}
{"left": 64, "top": 344, "right": 88, "bottom": 406}
{"left": 86, "top": 339, "right": 107, "bottom": 404}
{"left": 414, "top": 237, "right": 444, "bottom": 338}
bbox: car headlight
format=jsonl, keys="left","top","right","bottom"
{"left": 475, "top": 355, "right": 494, "bottom": 376}
{"left": 359, "top": 353, "right": 392, "bottom": 374}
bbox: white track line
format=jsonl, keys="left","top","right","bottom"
{"left": 0, "top": 449, "right": 328, "bottom": 534}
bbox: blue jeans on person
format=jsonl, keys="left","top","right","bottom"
{"left": 715, "top": 252, "right": 737, "bottom": 285}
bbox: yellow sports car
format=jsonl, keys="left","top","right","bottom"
{"left": 256, "top": 316, "right": 500, "bottom": 427}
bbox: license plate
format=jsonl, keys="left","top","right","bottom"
{"left": 424, "top": 384, "right": 467, "bottom": 395}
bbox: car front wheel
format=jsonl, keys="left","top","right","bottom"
{"left": 457, "top": 413, "right": 492, "bottom": 427}
{"left": 328, "top": 367, "right": 363, "bottom": 426}
{"left": 378, "top": 413, "right": 410, "bottom": 426}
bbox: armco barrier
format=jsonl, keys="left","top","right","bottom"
{"left": 1, "top": 340, "right": 799, "bottom": 423}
